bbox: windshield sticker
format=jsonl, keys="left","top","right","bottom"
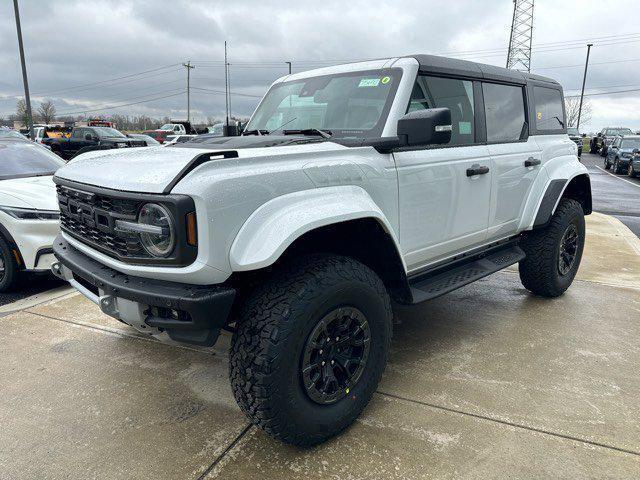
{"left": 358, "top": 78, "right": 381, "bottom": 88}
{"left": 381, "top": 76, "right": 391, "bottom": 85}
{"left": 459, "top": 122, "right": 472, "bottom": 135}
{"left": 537, "top": 111, "right": 543, "bottom": 120}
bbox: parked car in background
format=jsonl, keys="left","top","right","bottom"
{"left": 43, "top": 126, "right": 146, "bottom": 160}
{"left": 0, "top": 138, "right": 62, "bottom": 291}
{"left": 590, "top": 127, "right": 633, "bottom": 156}
{"left": 162, "top": 134, "right": 197, "bottom": 146}
{"left": 126, "top": 133, "right": 160, "bottom": 146}
{"left": 627, "top": 150, "right": 640, "bottom": 178}
{"left": 606, "top": 135, "right": 640, "bottom": 173}
{"left": 142, "top": 130, "right": 171, "bottom": 144}
{"left": 567, "top": 127, "right": 583, "bottom": 157}
{"left": 0, "top": 127, "right": 29, "bottom": 142}
{"left": 51, "top": 54, "right": 591, "bottom": 446}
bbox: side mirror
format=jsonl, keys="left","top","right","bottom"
{"left": 633, "top": 149, "right": 640, "bottom": 154}
{"left": 397, "top": 107, "right": 452, "bottom": 147}
{"left": 84, "top": 133, "right": 92, "bottom": 141}
{"left": 582, "top": 133, "right": 586, "bottom": 138}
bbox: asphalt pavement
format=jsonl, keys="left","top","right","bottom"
{"left": 581, "top": 152, "right": 640, "bottom": 237}
{"left": 0, "top": 273, "right": 64, "bottom": 307}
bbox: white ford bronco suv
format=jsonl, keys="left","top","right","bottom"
{"left": 51, "top": 54, "right": 591, "bottom": 446}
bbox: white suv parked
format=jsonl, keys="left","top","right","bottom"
{"left": 51, "top": 55, "right": 591, "bottom": 446}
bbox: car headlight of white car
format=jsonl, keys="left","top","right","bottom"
{"left": 0, "top": 206, "right": 60, "bottom": 220}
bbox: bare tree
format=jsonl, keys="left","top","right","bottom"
{"left": 38, "top": 99, "right": 56, "bottom": 124}
{"left": 15, "top": 99, "right": 30, "bottom": 127}
{"left": 564, "top": 96, "right": 592, "bottom": 128}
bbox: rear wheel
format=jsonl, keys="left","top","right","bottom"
{"left": 519, "top": 199, "right": 585, "bottom": 298}
{"left": 229, "top": 254, "right": 392, "bottom": 446}
{"left": 628, "top": 164, "right": 636, "bottom": 178}
{"left": 0, "top": 236, "right": 19, "bottom": 293}
{"left": 613, "top": 158, "right": 621, "bottom": 174}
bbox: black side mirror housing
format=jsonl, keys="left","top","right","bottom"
{"left": 397, "top": 108, "right": 452, "bottom": 147}
{"left": 633, "top": 148, "right": 640, "bottom": 154}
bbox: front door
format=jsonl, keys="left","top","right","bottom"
{"left": 394, "top": 75, "right": 492, "bottom": 272}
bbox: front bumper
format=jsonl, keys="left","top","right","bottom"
{"left": 51, "top": 234, "right": 235, "bottom": 346}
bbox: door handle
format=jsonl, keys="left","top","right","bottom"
{"left": 524, "top": 157, "right": 541, "bottom": 167}
{"left": 466, "top": 165, "right": 490, "bottom": 177}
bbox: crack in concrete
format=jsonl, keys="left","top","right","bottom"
{"left": 376, "top": 390, "right": 640, "bottom": 458}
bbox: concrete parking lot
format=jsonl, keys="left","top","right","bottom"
{"left": 1, "top": 211, "right": 639, "bottom": 479}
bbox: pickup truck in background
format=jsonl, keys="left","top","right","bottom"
{"left": 43, "top": 126, "right": 145, "bottom": 160}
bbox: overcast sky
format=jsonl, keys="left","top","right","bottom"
{"left": 1, "top": 0, "right": 639, "bottom": 131}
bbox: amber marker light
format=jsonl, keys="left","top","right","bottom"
{"left": 186, "top": 212, "right": 198, "bottom": 246}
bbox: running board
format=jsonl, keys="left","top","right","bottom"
{"left": 408, "top": 245, "right": 525, "bottom": 304}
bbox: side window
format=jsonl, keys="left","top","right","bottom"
{"left": 482, "top": 83, "right": 526, "bottom": 143}
{"left": 407, "top": 75, "right": 475, "bottom": 146}
{"left": 533, "top": 86, "right": 564, "bottom": 131}
{"left": 71, "top": 128, "right": 84, "bottom": 139}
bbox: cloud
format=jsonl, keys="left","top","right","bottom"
{"left": 1, "top": 0, "right": 639, "bottom": 130}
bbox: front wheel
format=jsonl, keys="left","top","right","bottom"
{"left": 0, "top": 235, "right": 19, "bottom": 292}
{"left": 519, "top": 199, "right": 585, "bottom": 298}
{"left": 229, "top": 254, "right": 392, "bottom": 446}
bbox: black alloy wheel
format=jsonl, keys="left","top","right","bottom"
{"left": 301, "top": 306, "right": 371, "bottom": 405}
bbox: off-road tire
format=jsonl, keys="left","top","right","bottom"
{"left": 0, "top": 235, "right": 19, "bottom": 292}
{"left": 229, "top": 254, "right": 392, "bottom": 446}
{"left": 629, "top": 164, "right": 637, "bottom": 178}
{"left": 604, "top": 159, "right": 610, "bottom": 170}
{"left": 519, "top": 199, "right": 585, "bottom": 298}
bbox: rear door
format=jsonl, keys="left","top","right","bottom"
{"left": 394, "top": 75, "right": 492, "bottom": 272}
{"left": 483, "top": 82, "right": 543, "bottom": 240}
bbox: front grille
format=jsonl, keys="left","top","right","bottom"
{"left": 57, "top": 184, "right": 151, "bottom": 260}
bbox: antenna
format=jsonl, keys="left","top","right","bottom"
{"left": 506, "top": 0, "right": 535, "bottom": 72}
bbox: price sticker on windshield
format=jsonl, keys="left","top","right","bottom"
{"left": 358, "top": 78, "right": 381, "bottom": 87}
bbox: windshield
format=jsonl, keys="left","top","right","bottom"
{"left": 160, "top": 124, "right": 175, "bottom": 130}
{"left": 94, "top": 127, "right": 126, "bottom": 138}
{"left": 621, "top": 138, "right": 640, "bottom": 149}
{"left": 0, "top": 142, "right": 64, "bottom": 180}
{"left": 0, "top": 129, "right": 27, "bottom": 140}
{"left": 567, "top": 127, "right": 579, "bottom": 135}
{"left": 245, "top": 69, "right": 402, "bottom": 138}
{"left": 606, "top": 128, "right": 632, "bottom": 136}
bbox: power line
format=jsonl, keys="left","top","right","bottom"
{"left": 55, "top": 90, "right": 185, "bottom": 116}
{"left": 190, "top": 86, "right": 262, "bottom": 98}
{"left": 31, "top": 63, "right": 181, "bottom": 96}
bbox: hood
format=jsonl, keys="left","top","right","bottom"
{"left": 0, "top": 175, "right": 58, "bottom": 210}
{"left": 54, "top": 138, "right": 347, "bottom": 194}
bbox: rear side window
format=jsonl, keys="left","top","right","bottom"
{"left": 534, "top": 86, "right": 564, "bottom": 131}
{"left": 408, "top": 75, "right": 475, "bottom": 146}
{"left": 482, "top": 83, "right": 526, "bottom": 142}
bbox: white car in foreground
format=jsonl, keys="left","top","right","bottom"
{"left": 0, "top": 139, "right": 62, "bottom": 291}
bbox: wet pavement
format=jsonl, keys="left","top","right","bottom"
{"left": 0, "top": 213, "right": 639, "bottom": 479}
{"left": 581, "top": 152, "right": 640, "bottom": 237}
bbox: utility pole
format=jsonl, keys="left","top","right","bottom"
{"left": 285, "top": 61, "right": 292, "bottom": 74}
{"left": 576, "top": 43, "right": 593, "bottom": 131}
{"left": 224, "top": 41, "right": 229, "bottom": 127}
{"left": 12, "top": 0, "right": 34, "bottom": 139}
{"left": 182, "top": 60, "right": 195, "bottom": 122}
{"left": 506, "top": 0, "right": 535, "bottom": 72}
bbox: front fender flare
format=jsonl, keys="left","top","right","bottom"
{"left": 229, "top": 186, "right": 400, "bottom": 271}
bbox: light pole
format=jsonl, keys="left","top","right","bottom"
{"left": 576, "top": 43, "right": 592, "bottom": 131}
{"left": 12, "top": 0, "right": 34, "bottom": 139}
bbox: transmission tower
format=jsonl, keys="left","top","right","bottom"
{"left": 506, "top": 0, "right": 535, "bottom": 72}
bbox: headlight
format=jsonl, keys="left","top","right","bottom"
{"left": 0, "top": 206, "right": 60, "bottom": 220}
{"left": 137, "top": 203, "right": 175, "bottom": 257}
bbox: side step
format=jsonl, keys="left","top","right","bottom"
{"left": 409, "top": 244, "right": 525, "bottom": 304}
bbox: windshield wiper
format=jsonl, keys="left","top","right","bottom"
{"left": 241, "top": 129, "right": 269, "bottom": 136}
{"left": 282, "top": 128, "right": 332, "bottom": 139}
